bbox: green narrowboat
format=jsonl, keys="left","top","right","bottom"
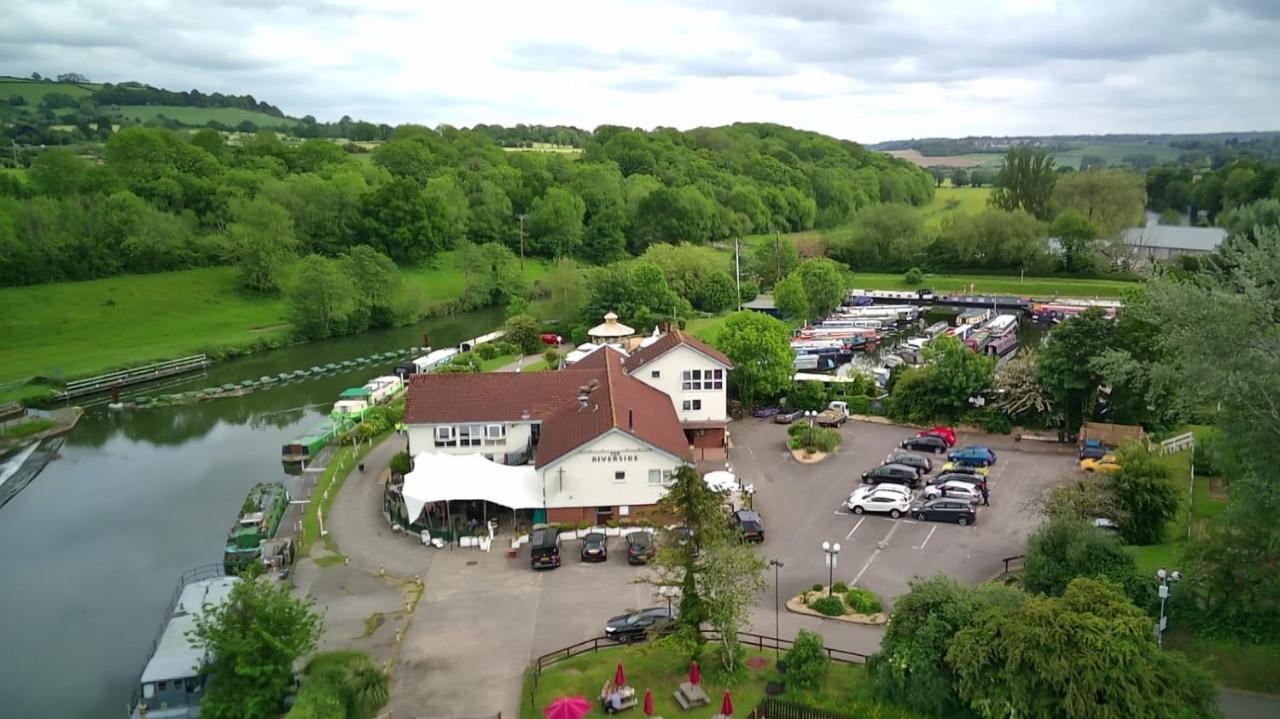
{"left": 223, "top": 482, "right": 289, "bottom": 574}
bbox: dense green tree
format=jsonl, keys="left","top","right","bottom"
{"left": 713, "top": 311, "right": 793, "bottom": 407}
{"left": 1052, "top": 169, "right": 1146, "bottom": 237}
{"left": 526, "top": 187, "right": 585, "bottom": 257}
{"left": 695, "top": 271, "right": 738, "bottom": 312}
{"left": 543, "top": 257, "right": 587, "bottom": 322}
{"left": 951, "top": 168, "right": 970, "bottom": 187}
{"left": 1035, "top": 307, "right": 1114, "bottom": 430}
{"left": 503, "top": 313, "right": 542, "bottom": 354}
{"left": 792, "top": 258, "right": 846, "bottom": 319}
{"left": 370, "top": 137, "right": 437, "bottom": 183}
{"left": 228, "top": 197, "right": 297, "bottom": 292}
{"left": 580, "top": 259, "right": 688, "bottom": 333}
{"left": 749, "top": 234, "right": 798, "bottom": 289}
{"left": 188, "top": 574, "right": 322, "bottom": 719}
{"left": 262, "top": 170, "right": 367, "bottom": 255}
{"left": 456, "top": 241, "right": 525, "bottom": 310}
{"left": 340, "top": 245, "right": 399, "bottom": 328}
{"left": 1024, "top": 515, "right": 1152, "bottom": 607}
{"left": 934, "top": 209, "right": 1051, "bottom": 272}
{"left": 1078, "top": 154, "right": 1107, "bottom": 171}
{"left": 359, "top": 179, "right": 438, "bottom": 263}
{"left": 773, "top": 273, "right": 808, "bottom": 320}
{"left": 784, "top": 630, "right": 830, "bottom": 691}
{"left": 631, "top": 185, "right": 716, "bottom": 251}
{"left": 28, "top": 148, "right": 93, "bottom": 197}
{"left": 968, "top": 168, "right": 992, "bottom": 188}
{"left": 640, "top": 243, "right": 728, "bottom": 309}
{"left": 946, "top": 578, "right": 1217, "bottom": 719}
{"left": 1049, "top": 210, "right": 1099, "bottom": 274}
{"left": 1104, "top": 444, "right": 1178, "bottom": 545}
{"left": 889, "top": 335, "right": 996, "bottom": 423}
{"left": 287, "top": 255, "right": 359, "bottom": 339}
{"left": 467, "top": 180, "right": 514, "bottom": 246}
{"left": 990, "top": 146, "right": 1057, "bottom": 220}
{"left": 422, "top": 176, "right": 470, "bottom": 249}
{"left": 580, "top": 204, "right": 629, "bottom": 264}
{"left": 830, "top": 202, "right": 924, "bottom": 269}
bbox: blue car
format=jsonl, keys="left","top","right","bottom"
{"left": 948, "top": 446, "right": 997, "bottom": 466}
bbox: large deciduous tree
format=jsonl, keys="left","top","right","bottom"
{"left": 1048, "top": 210, "right": 1099, "bottom": 274}
{"left": 989, "top": 146, "right": 1057, "bottom": 220}
{"left": 1035, "top": 307, "right": 1114, "bottom": 431}
{"left": 188, "top": 576, "right": 322, "bottom": 719}
{"left": 713, "top": 311, "right": 793, "bottom": 407}
{"left": 543, "top": 257, "right": 587, "bottom": 323}
{"left": 1104, "top": 443, "right": 1178, "bottom": 545}
{"left": 1052, "top": 169, "right": 1146, "bottom": 237}
{"left": 287, "top": 254, "right": 359, "bottom": 339}
{"left": 229, "top": 196, "right": 297, "bottom": 292}
{"left": 527, "top": 187, "right": 586, "bottom": 257}
{"left": 890, "top": 335, "right": 996, "bottom": 424}
{"left": 750, "top": 234, "right": 798, "bottom": 289}
{"left": 1023, "top": 515, "right": 1152, "bottom": 608}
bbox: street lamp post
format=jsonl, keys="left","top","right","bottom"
{"left": 768, "top": 559, "right": 784, "bottom": 659}
{"left": 1155, "top": 567, "right": 1182, "bottom": 648}
{"left": 659, "top": 585, "right": 678, "bottom": 616}
{"left": 805, "top": 410, "right": 816, "bottom": 448}
{"left": 743, "top": 484, "right": 756, "bottom": 510}
{"left": 821, "top": 541, "right": 841, "bottom": 595}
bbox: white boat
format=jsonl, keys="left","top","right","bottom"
{"left": 458, "top": 331, "right": 505, "bottom": 352}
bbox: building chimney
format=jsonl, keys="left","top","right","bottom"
{"left": 628, "top": 408, "right": 634, "bottom": 430}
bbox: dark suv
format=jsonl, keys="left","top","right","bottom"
{"left": 862, "top": 463, "right": 921, "bottom": 488}
{"left": 885, "top": 451, "right": 932, "bottom": 475}
{"left": 626, "top": 531, "right": 656, "bottom": 564}
{"left": 730, "top": 510, "right": 765, "bottom": 543}
{"left": 529, "top": 527, "right": 561, "bottom": 569}
{"left": 911, "top": 497, "right": 977, "bottom": 525}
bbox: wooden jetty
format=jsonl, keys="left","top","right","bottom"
{"left": 57, "top": 355, "right": 209, "bottom": 400}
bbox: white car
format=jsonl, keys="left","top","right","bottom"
{"left": 845, "top": 485, "right": 913, "bottom": 518}
{"left": 923, "top": 480, "right": 982, "bottom": 502}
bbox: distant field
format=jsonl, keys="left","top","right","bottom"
{"left": 922, "top": 186, "right": 991, "bottom": 226}
{"left": 1052, "top": 142, "right": 1183, "bottom": 169}
{"left": 502, "top": 143, "right": 582, "bottom": 154}
{"left": 0, "top": 252, "right": 554, "bottom": 385}
{"left": 886, "top": 149, "right": 1001, "bottom": 169}
{"left": 852, "top": 272, "right": 1135, "bottom": 299}
{"left": 114, "top": 105, "right": 299, "bottom": 128}
{"left": 0, "top": 76, "right": 99, "bottom": 104}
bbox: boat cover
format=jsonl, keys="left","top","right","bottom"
{"left": 403, "top": 452, "right": 541, "bottom": 521}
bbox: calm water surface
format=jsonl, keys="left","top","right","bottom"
{"left": 0, "top": 310, "right": 500, "bottom": 719}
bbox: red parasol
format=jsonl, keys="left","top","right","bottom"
{"left": 614, "top": 662, "right": 626, "bottom": 687}
{"left": 643, "top": 689, "right": 654, "bottom": 717}
{"left": 690, "top": 659, "right": 701, "bottom": 685}
{"left": 720, "top": 690, "right": 734, "bottom": 717}
{"left": 544, "top": 696, "right": 592, "bottom": 719}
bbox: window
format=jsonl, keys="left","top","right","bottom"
{"left": 614, "top": 471, "right": 626, "bottom": 481}
{"left": 433, "top": 425, "right": 456, "bottom": 447}
{"left": 682, "top": 369, "right": 701, "bottom": 390}
{"left": 157, "top": 681, "right": 168, "bottom": 691}
{"left": 143, "top": 684, "right": 156, "bottom": 700}
{"left": 649, "top": 469, "right": 674, "bottom": 485}
{"left": 709, "top": 368, "right": 724, "bottom": 389}
{"left": 485, "top": 424, "right": 505, "bottom": 440}
{"left": 682, "top": 368, "right": 724, "bottom": 391}
{"left": 457, "top": 424, "right": 482, "bottom": 447}
{"left": 651, "top": 370, "right": 660, "bottom": 378}
{"left": 682, "top": 399, "right": 702, "bottom": 411}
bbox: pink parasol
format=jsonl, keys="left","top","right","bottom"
{"left": 614, "top": 662, "right": 626, "bottom": 687}
{"left": 721, "top": 690, "right": 734, "bottom": 717}
{"left": 544, "top": 696, "right": 591, "bottom": 719}
{"left": 643, "top": 689, "right": 654, "bottom": 717}
{"left": 690, "top": 659, "right": 701, "bottom": 685}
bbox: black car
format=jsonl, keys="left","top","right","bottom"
{"left": 730, "top": 510, "right": 765, "bottom": 543}
{"left": 927, "top": 472, "right": 987, "bottom": 489}
{"left": 861, "top": 463, "right": 920, "bottom": 488}
{"left": 529, "top": 527, "right": 561, "bottom": 569}
{"left": 773, "top": 409, "right": 805, "bottom": 424}
{"left": 626, "top": 531, "right": 656, "bottom": 564}
{"left": 752, "top": 407, "right": 781, "bottom": 419}
{"left": 580, "top": 532, "right": 608, "bottom": 562}
{"left": 911, "top": 497, "right": 978, "bottom": 525}
{"left": 901, "top": 434, "right": 948, "bottom": 454}
{"left": 603, "top": 607, "right": 677, "bottom": 642}
{"left": 885, "top": 451, "right": 932, "bottom": 475}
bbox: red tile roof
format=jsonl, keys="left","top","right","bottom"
{"left": 622, "top": 329, "right": 733, "bottom": 373}
{"left": 403, "top": 347, "right": 691, "bottom": 467}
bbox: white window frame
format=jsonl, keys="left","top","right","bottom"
{"left": 484, "top": 424, "right": 505, "bottom": 445}
{"left": 682, "top": 399, "right": 702, "bottom": 411}
{"left": 434, "top": 425, "right": 456, "bottom": 447}
{"left": 649, "top": 469, "right": 674, "bottom": 486}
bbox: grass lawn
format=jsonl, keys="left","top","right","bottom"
{"left": 523, "top": 644, "right": 927, "bottom": 719}
{"left": 687, "top": 314, "right": 731, "bottom": 344}
{"left": 852, "top": 271, "right": 1135, "bottom": 299}
{"left": 479, "top": 353, "right": 518, "bottom": 371}
{"left": 920, "top": 187, "right": 991, "bottom": 227}
{"left": 0, "top": 253, "right": 554, "bottom": 387}
{"left": 0, "top": 76, "right": 99, "bottom": 104}
{"left": 114, "top": 105, "right": 299, "bottom": 127}
{"left": 1128, "top": 448, "right": 1226, "bottom": 577}
{"left": 1164, "top": 631, "right": 1280, "bottom": 694}
{"left": 0, "top": 418, "right": 56, "bottom": 439}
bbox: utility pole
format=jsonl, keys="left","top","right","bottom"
{"left": 734, "top": 236, "right": 742, "bottom": 310}
{"left": 517, "top": 213, "right": 526, "bottom": 270}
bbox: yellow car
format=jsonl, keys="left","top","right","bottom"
{"left": 1079, "top": 455, "right": 1122, "bottom": 473}
{"left": 940, "top": 461, "right": 989, "bottom": 477}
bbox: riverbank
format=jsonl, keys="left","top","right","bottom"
{"left": 0, "top": 407, "right": 82, "bottom": 453}
{"left": 0, "top": 254, "right": 552, "bottom": 399}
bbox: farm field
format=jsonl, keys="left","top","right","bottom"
{"left": 921, "top": 186, "right": 991, "bottom": 226}
{"left": 0, "top": 76, "right": 99, "bottom": 103}
{"left": 0, "top": 253, "right": 553, "bottom": 386}
{"left": 1052, "top": 142, "right": 1182, "bottom": 169}
{"left": 113, "top": 105, "right": 298, "bottom": 127}
{"left": 885, "top": 149, "right": 1001, "bottom": 168}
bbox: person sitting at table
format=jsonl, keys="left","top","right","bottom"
{"left": 605, "top": 686, "right": 624, "bottom": 714}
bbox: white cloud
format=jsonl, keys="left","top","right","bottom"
{"left": 2, "top": 0, "right": 1278, "bottom": 142}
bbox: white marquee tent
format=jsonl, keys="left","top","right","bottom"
{"left": 402, "top": 452, "right": 542, "bottom": 524}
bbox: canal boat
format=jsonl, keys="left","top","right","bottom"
{"left": 280, "top": 417, "right": 354, "bottom": 463}
{"left": 458, "top": 330, "right": 505, "bottom": 352}
{"left": 223, "top": 482, "right": 289, "bottom": 574}
{"left": 128, "top": 566, "right": 237, "bottom": 719}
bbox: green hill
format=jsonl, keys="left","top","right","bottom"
{"left": 0, "top": 76, "right": 101, "bottom": 103}
{"left": 113, "top": 105, "right": 299, "bottom": 127}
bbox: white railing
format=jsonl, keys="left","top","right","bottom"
{"left": 1160, "top": 432, "right": 1195, "bottom": 455}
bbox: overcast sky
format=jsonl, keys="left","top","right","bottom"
{"left": 4, "top": 0, "right": 1279, "bottom": 143}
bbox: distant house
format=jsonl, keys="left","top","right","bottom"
{"left": 1123, "top": 225, "right": 1226, "bottom": 262}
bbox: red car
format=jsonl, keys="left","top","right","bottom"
{"left": 540, "top": 333, "right": 562, "bottom": 345}
{"left": 917, "top": 426, "right": 957, "bottom": 447}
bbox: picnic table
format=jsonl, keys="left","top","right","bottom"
{"left": 672, "top": 682, "right": 709, "bottom": 710}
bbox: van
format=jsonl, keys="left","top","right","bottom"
{"left": 529, "top": 527, "right": 561, "bottom": 569}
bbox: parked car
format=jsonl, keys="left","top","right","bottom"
{"left": 861, "top": 463, "right": 921, "bottom": 488}
{"left": 941, "top": 461, "right": 990, "bottom": 477}
{"left": 603, "top": 607, "right": 677, "bottom": 642}
{"left": 916, "top": 425, "right": 957, "bottom": 447}
{"left": 885, "top": 451, "right": 932, "bottom": 475}
{"left": 752, "top": 407, "right": 781, "bottom": 419}
{"left": 1079, "top": 439, "right": 1109, "bottom": 460}
{"left": 948, "top": 446, "right": 997, "bottom": 466}
{"left": 845, "top": 485, "right": 913, "bottom": 518}
{"left": 901, "top": 434, "right": 948, "bottom": 454}
{"left": 529, "top": 527, "right": 562, "bottom": 569}
{"left": 773, "top": 409, "right": 805, "bottom": 424}
{"left": 730, "top": 510, "right": 765, "bottom": 543}
{"left": 540, "top": 333, "right": 562, "bottom": 346}
{"left": 1079, "top": 455, "right": 1122, "bottom": 473}
{"left": 928, "top": 472, "right": 987, "bottom": 489}
{"left": 580, "top": 532, "right": 608, "bottom": 562}
{"left": 626, "top": 531, "right": 656, "bottom": 564}
{"left": 911, "top": 497, "right": 978, "bottom": 525}
{"left": 923, "top": 481, "right": 982, "bottom": 502}
{"left": 1092, "top": 517, "right": 1122, "bottom": 535}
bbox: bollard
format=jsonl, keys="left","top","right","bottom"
{"left": 378, "top": 566, "right": 385, "bottom": 576}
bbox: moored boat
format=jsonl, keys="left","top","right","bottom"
{"left": 223, "top": 482, "right": 289, "bottom": 574}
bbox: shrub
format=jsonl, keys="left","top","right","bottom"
{"left": 809, "top": 595, "right": 845, "bottom": 617}
{"left": 784, "top": 629, "right": 830, "bottom": 690}
{"left": 844, "top": 587, "right": 882, "bottom": 615}
{"left": 389, "top": 452, "right": 412, "bottom": 476}
{"left": 474, "top": 343, "right": 499, "bottom": 360}
{"left": 831, "top": 581, "right": 849, "bottom": 593}
{"left": 963, "top": 408, "right": 1012, "bottom": 434}
{"left": 811, "top": 583, "right": 824, "bottom": 592}
{"left": 739, "top": 280, "right": 759, "bottom": 302}
{"left": 543, "top": 348, "right": 559, "bottom": 367}
{"left": 504, "top": 313, "right": 543, "bottom": 354}
{"left": 905, "top": 267, "right": 924, "bottom": 285}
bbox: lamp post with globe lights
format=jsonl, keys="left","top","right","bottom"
{"left": 804, "top": 410, "right": 817, "bottom": 448}
{"left": 821, "top": 541, "right": 840, "bottom": 595}
{"left": 1155, "top": 567, "right": 1182, "bottom": 648}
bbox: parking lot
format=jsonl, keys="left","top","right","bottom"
{"left": 728, "top": 417, "right": 1077, "bottom": 610}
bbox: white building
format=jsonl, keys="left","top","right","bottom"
{"left": 623, "top": 328, "right": 734, "bottom": 460}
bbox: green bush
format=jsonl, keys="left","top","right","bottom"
{"left": 811, "top": 583, "right": 824, "bottom": 592}
{"left": 831, "top": 581, "right": 849, "bottom": 593}
{"left": 787, "top": 380, "right": 828, "bottom": 411}
{"left": 809, "top": 595, "right": 845, "bottom": 617}
{"left": 905, "top": 267, "right": 924, "bottom": 285}
{"left": 844, "top": 587, "right": 882, "bottom": 615}
{"left": 784, "top": 629, "right": 830, "bottom": 690}
{"left": 963, "top": 408, "right": 1012, "bottom": 434}
{"left": 1192, "top": 435, "right": 1222, "bottom": 476}
{"left": 739, "top": 280, "right": 760, "bottom": 303}
{"left": 474, "top": 343, "right": 499, "bottom": 360}
{"left": 543, "top": 348, "right": 559, "bottom": 367}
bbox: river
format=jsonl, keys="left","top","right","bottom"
{"left": 0, "top": 308, "right": 501, "bottom": 719}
